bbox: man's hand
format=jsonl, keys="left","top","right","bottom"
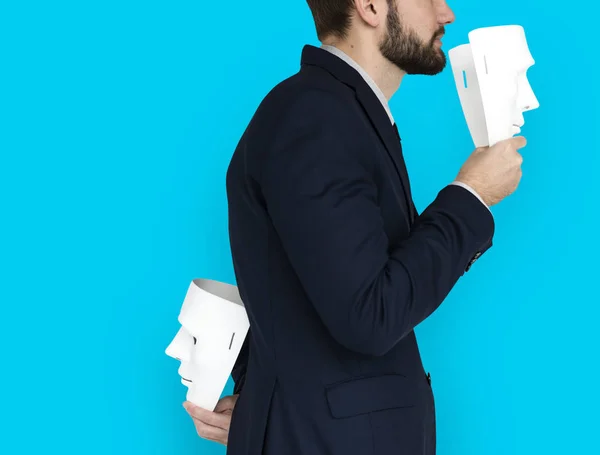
{"left": 455, "top": 136, "right": 528, "bottom": 207}
{"left": 183, "top": 394, "right": 238, "bottom": 446}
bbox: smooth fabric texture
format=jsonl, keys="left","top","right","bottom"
{"left": 225, "top": 44, "right": 495, "bottom": 455}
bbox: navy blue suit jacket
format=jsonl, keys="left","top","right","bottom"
{"left": 225, "top": 45, "right": 494, "bottom": 455}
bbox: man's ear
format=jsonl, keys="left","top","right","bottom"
{"left": 353, "top": 0, "right": 387, "bottom": 29}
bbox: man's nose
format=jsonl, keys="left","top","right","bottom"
{"left": 437, "top": 0, "right": 456, "bottom": 26}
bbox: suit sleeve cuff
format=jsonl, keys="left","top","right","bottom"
{"left": 450, "top": 181, "right": 491, "bottom": 215}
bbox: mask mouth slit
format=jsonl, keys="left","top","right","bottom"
{"left": 182, "top": 377, "right": 192, "bottom": 383}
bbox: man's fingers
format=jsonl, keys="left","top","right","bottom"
{"left": 183, "top": 402, "right": 231, "bottom": 430}
{"left": 190, "top": 418, "right": 227, "bottom": 443}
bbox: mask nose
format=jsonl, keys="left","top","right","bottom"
{"left": 165, "top": 327, "right": 192, "bottom": 362}
{"left": 522, "top": 94, "right": 539, "bottom": 112}
{"left": 518, "top": 74, "right": 539, "bottom": 112}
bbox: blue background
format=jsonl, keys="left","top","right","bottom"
{"left": 1, "top": 0, "right": 598, "bottom": 454}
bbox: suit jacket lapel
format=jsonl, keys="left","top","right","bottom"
{"left": 392, "top": 122, "right": 419, "bottom": 221}
{"left": 301, "top": 45, "right": 416, "bottom": 224}
{"left": 354, "top": 84, "right": 416, "bottom": 224}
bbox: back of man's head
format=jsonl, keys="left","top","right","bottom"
{"left": 305, "top": 0, "right": 356, "bottom": 41}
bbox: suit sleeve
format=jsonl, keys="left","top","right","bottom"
{"left": 259, "top": 91, "right": 494, "bottom": 357}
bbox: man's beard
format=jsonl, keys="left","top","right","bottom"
{"left": 379, "top": 4, "right": 446, "bottom": 75}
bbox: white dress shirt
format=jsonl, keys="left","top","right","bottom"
{"left": 320, "top": 44, "right": 491, "bottom": 214}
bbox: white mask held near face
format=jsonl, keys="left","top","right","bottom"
{"left": 448, "top": 25, "right": 540, "bottom": 147}
{"left": 165, "top": 278, "right": 249, "bottom": 411}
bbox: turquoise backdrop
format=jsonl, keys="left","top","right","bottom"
{"left": 1, "top": 1, "right": 598, "bottom": 454}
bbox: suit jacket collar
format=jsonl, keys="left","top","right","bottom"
{"left": 320, "top": 44, "right": 395, "bottom": 124}
{"left": 300, "top": 44, "right": 416, "bottom": 223}
{"left": 300, "top": 45, "right": 393, "bottom": 132}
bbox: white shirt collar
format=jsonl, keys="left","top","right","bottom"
{"left": 320, "top": 44, "right": 395, "bottom": 125}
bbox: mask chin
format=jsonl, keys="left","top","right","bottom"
{"left": 484, "top": 94, "right": 519, "bottom": 146}
{"left": 178, "top": 362, "right": 194, "bottom": 386}
{"left": 186, "top": 363, "right": 231, "bottom": 411}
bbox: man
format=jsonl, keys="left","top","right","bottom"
{"left": 183, "top": 0, "right": 526, "bottom": 453}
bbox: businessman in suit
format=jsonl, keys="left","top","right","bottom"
{"left": 183, "top": 0, "right": 526, "bottom": 453}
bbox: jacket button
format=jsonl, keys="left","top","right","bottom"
{"left": 465, "top": 251, "right": 482, "bottom": 271}
{"left": 426, "top": 372, "right": 431, "bottom": 385}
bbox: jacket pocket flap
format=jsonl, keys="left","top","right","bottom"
{"left": 325, "top": 374, "right": 414, "bottom": 419}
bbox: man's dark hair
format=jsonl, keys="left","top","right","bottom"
{"left": 305, "top": 0, "right": 356, "bottom": 41}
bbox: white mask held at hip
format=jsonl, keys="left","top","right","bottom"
{"left": 165, "top": 278, "right": 249, "bottom": 411}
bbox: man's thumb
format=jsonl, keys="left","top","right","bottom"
{"left": 511, "top": 135, "right": 527, "bottom": 149}
{"left": 214, "top": 395, "right": 237, "bottom": 413}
